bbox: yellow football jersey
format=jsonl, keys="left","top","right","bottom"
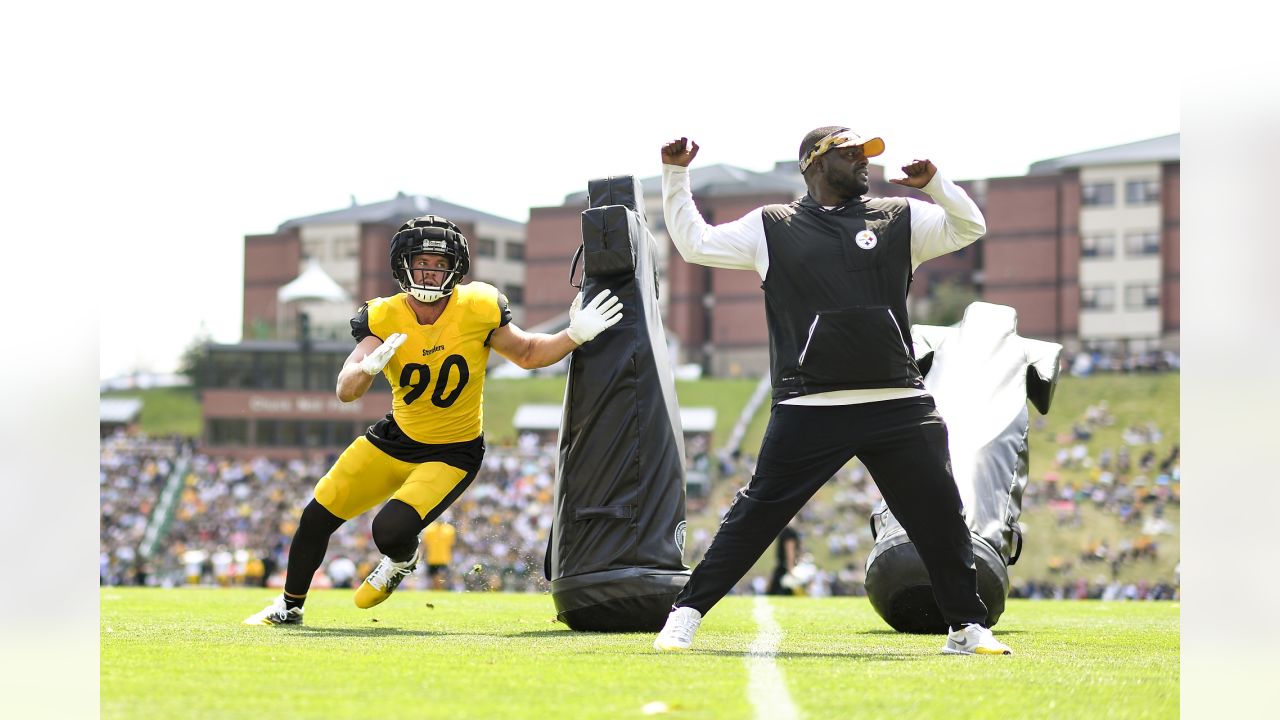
{"left": 357, "top": 282, "right": 508, "bottom": 445}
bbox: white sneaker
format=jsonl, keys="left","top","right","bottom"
{"left": 653, "top": 607, "right": 703, "bottom": 652}
{"left": 942, "top": 623, "right": 1012, "bottom": 655}
{"left": 354, "top": 550, "right": 419, "bottom": 609}
{"left": 243, "top": 594, "right": 303, "bottom": 626}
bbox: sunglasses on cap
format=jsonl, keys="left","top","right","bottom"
{"left": 799, "top": 129, "right": 885, "bottom": 172}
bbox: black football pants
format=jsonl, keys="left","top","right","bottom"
{"left": 673, "top": 396, "right": 988, "bottom": 627}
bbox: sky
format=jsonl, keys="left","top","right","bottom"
{"left": 10, "top": 1, "right": 1181, "bottom": 380}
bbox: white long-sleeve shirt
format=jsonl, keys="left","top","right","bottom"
{"left": 661, "top": 163, "right": 987, "bottom": 406}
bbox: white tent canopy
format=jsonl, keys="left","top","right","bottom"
{"left": 100, "top": 397, "right": 143, "bottom": 424}
{"left": 277, "top": 259, "right": 350, "bottom": 304}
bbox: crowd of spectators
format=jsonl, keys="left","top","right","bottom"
{"left": 1068, "top": 349, "right": 1179, "bottom": 376}
{"left": 99, "top": 431, "right": 187, "bottom": 586}
{"left": 1010, "top": 575, "right": 1179, "bottom": 601}
{"left": 101, "top": 394, "right": 1178, "bottom": 603}
{"left": 101, "top": 431, "right": 560, "bottom": 594}
{"left": 1011, "top": 399, "right": 1180, "bottom": 598}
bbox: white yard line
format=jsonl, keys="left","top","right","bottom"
{"left": 746, "top": 596, "right": 801, "bottom": 720}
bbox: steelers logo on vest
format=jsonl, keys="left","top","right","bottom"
{"left": 855, "top": 229, "right": 878, "bottom": 250}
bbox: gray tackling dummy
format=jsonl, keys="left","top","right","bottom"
{"left": 864, "top": 302, "right": 1062, "bottom": 632}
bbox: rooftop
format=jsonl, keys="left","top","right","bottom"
{"left": 561, "top": 162, "right": 807, "bottom": 206}
{"left": 279, "top": 192, "right": 524, "bottom": 231}
{"left": 1028, "top": 134, "right": 1180, "bottom": 175}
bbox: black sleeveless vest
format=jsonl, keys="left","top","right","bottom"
{"left": 761, "top": 195, "right": 924, "bottom": 404}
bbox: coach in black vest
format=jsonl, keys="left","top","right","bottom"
{"left": 652, "top": 128, "right": 1013, "bottom": 656}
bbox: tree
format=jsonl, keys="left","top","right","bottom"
{"left": 921, "top": 279, "right": 978, "bottom": 326}
{"left": 177, "top": 329, "right": 212, "bottom": 391}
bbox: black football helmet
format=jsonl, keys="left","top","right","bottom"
{"left": 389, "top": 215, "right": 470, "bottom": 303}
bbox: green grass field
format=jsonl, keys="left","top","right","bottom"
{"left": 102, "top": 386, "right": 203, "bottom": 438}
{"left": 101, "top": 588, "right": 1178, "bottom": 719}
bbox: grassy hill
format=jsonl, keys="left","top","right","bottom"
{"left": 101, "top": 386, "right": 202, "bottom": 438}
{"left": 112, "top": 378, "right": 768, "bottom": 450}
{"left": 483, "top": 376, "right": 766, "bottom": 448}
{"left": 116, "top": 374, "right": 1176, "bottom": 464}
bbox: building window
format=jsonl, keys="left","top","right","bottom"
{"left": 505, "top": 241, "right": 525, "bottom": 261}
{"left": 277, "top": 421, "right": 300, "bottom": 447}
{"left": 1081, "top": 285, "right": 1116, "bottom": 311}
{"left": 1124, "top": 230, "right": 1160, "bottom": 256}
{"left": 208, "top": 352, "right": 255, "bottom": 388}
{"left": 208, "top": 419, "right": 248, "bottom": 445}
{"left": 505, "top": 284, "right": 525, "bottom": 305}
{"left": 1081, "top": 233, "right": 1116, "bottom": 258}
{"left": 1081, "top": 182, "right": 1115, "bottom": 207}
{"left": 254, "top": 420, "right": 281, "bottom": 446}
{"left": 1124, "top": 283, "right": 1160, "bottom": 309}
{"left": 474, "top": 237, "right": 497, "bottom": 258}
{"left": 1125, "top": 179, "right": 1159, "bottom": 205}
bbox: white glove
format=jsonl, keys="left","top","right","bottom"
{"left": 359, "top": 333, "right": 407, "bottom": 376}
{"left": 566, "top": 289, "right": 623, "bottom": 345}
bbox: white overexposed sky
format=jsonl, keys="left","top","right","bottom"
{"left": 15, "top": 1, "right": 1180, "bottom": 380}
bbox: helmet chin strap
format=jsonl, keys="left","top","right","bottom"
{"left": 400, "top": 256, "right": 459, "bottom": 303}
{"left": 409, "top": 287, "right": 446, "bottom": 303}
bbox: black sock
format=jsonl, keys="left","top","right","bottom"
{"left": 284, "top": 499, "right": 345, "bottom": 598}
{"left": 283, "top": 592, "right": 306, "bottom": 611}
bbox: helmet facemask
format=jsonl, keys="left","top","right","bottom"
{"left": 389, "top": 216, "right": 470, "bottom": 304}
{"left": 398, "top": 242, "right": 463, "bottom": 303}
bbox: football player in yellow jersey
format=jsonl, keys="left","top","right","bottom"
{"left": 245, "top": 215, "right": 622, "bottom": 625}
{"left": 423, "top": 518, "right": 456, "bottom": 590}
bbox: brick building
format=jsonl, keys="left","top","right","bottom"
{"left": 525, "top": 134, "right": 1178, "bottom": 375}
{"left": 982, "top": 134, "right": 1179, "bottom": 354}
{"left": 243, "top": 192, "right": 527, "bottom": 341}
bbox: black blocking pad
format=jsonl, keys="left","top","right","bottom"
{"left": 587, "top": 175, "right": 646, "bottom": 219}
{"left": 547, "top": 176, "right": 689, "bottom": 632}
{"left": 580, "top": 205, "right": 638, "bottom": 278}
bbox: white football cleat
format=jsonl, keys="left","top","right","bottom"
{"left": 942, "top": 623, "right": 1012, "bottom": 655}
{"left": 653, "top": 606, "right": 703, "bottom": 652}
{"left": 243, "top": 594, "right": 303, "bottom": 626}
{"left": 354, "top": 550, "right": 419, "bottom": 609}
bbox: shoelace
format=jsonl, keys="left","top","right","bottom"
{"left": 264, "top": 600, "right": 293, "bottom": 622}
{"left": 668, "top": 613, "right": 699, "bottom": 642}
{"left": 369, "top": 557, "right": 414, "bottom": 588}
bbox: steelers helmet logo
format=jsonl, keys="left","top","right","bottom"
{"left": 674, "top": 520, "right": 687, "bottom": 555}
{"left": 855, "top": 229, "right": 878, "bottom": 250}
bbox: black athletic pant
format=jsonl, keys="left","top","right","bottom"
{"left": 673, "top": 396, "right": 987, "bottom": 627}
